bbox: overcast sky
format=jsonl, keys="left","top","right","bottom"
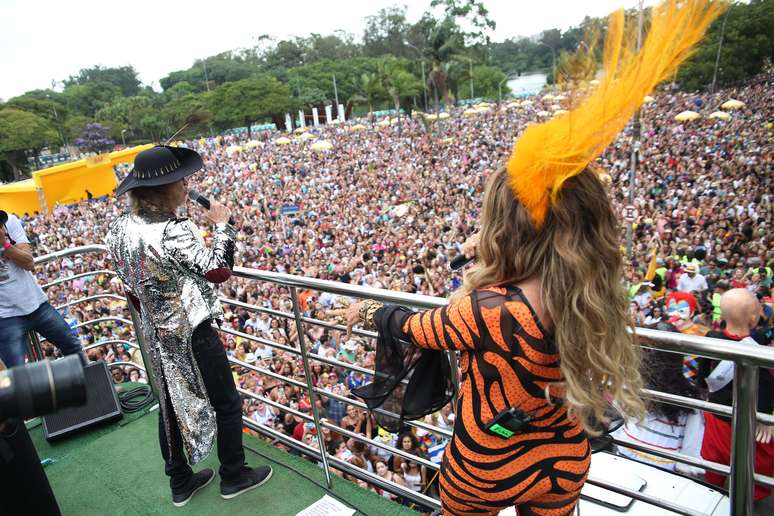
{"left": 0, "top": 0, "right": 655, "bottom": 101}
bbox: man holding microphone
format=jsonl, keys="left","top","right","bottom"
{"left": 106, "top": 145, "right": 271, "bottom": 507}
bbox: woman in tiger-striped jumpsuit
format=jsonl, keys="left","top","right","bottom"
{"left": 373, "top": 283, "right": 591, "bottom": 515}
{"left": 343, "top": 3, "right": 721, "bottom": 512}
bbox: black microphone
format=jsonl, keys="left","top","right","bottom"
{"left": 449, "top": 254, "right": 474, "bottom": 271}
{"left": 188, "top": 189, "right": 235, "bottom": 225}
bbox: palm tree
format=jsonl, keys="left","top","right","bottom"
{"left": 379, "top": 59, "right": 423, "bottom": 125}
{"left": 425, "top": 18, "right": 463, "bottom": 112}
{"left": 358, "top": 72, "right": 384, "bottom": 120}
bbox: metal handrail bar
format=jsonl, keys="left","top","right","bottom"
{"left": 611, "top": 435, "right": 774, "bottom": 489}
{"left": 311, "top": 385, "right": 454, "bottom": 439}
{"left": 237, "top": 388, "right": 309, "bottom": 421}
{"left": 41, "top": 270, "right": 117, "bottom": 290}
{"left": 228, "top": 355, "right": 453, "bottom": 439}
{"left": 105, "top": 361, "right": 147, "bottom": 373}
{"left": 228, "top": 357, "right": 309, "bottom": 390}
{"left": 54, "top": 293, "right": 127, "bottom": 311}
{"left": 636, "top": 327, "right": 774, "bottom": 367}
{"left": 82, "top": 340, "right": 139, "bottom": 352}
{"left": 38, "top": 316, "right": 134, "bottom": 344}
{"left": 220, "top": 297, "right": 378, "bottom": 339}
{"left": 33, "top": 244, "right": 108, "bottom": 265}
{"left": 216, "top": 325, "right": 301, "bottom": 356}
{"left": 241, "top": 417, "right": 441, "bottom": 510}
{"left": 644, "top": 388, "right": 774, "bottom": 426}
{"left": 232, "top": 267, "right": 445, "bottom": 309}
{"left": 320, "top": 419, "right": 440, "bottom": 471}
{"left": 237, "top": 386, "right": 440, "bottom": 470}
{"left": 585, "top": 475, "right": 702, "bottom": 516}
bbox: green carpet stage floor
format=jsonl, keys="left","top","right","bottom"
{"left": 29, "top": 408, "right": 419, "bottom": 516}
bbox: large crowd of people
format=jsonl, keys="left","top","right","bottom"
{"left": 14, "top": 70, "right": 773, "bottom": 502}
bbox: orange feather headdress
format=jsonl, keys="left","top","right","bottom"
{"left": 506, "top": 0, "right": 726, "bottom": 227}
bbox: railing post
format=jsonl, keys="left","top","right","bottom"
{"left": 730, "top": 362, "right": 758, "bottom": 516}
{"left": 125, "top": 293, "right": 159, "bottom": 399}
{"left": 26, "top": 331, "right": 44, "bottom": 362}
{"left": 290, "top": 287, "right": 333, "bottom": 489}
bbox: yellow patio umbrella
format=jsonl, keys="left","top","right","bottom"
{"left": 643, "top": 95, "right": 656, "bottom": 103}
{"left": 424, "top": 113, "right": 439, "bottom": 121}
{"left": 542, "top": 94, "right": 554, "bottom": 101}
{"left": 276, "top": 137, "right": 292, "bottom": 145}
{"left": 463, "top": 108, "right": 479, "bottom": 116}
{"left": 507, "top": 101, "right": 520, "bottom": 109}
{"left": 244, "top": 140, "right": 264, "bottom": 149}
{"left": 709, "top": 111, "right": 731, "bottom": 120}
{"left": 293, "top": 127, "right": 308, "bottom": 134}
{"left": 297, "top": 132, "right": 315, "bottom": 141}
{"left": 675, "top": 110, "right": 700, "bottom": 121}
{"left": 438, "top": 112, "right": 450, "bottom": 119}
{"left": 377, "top": 118, "right": 391, "bottom": 127}
{"left": 351, "top": 124, "right": 367, "bottom": 131}
{"left": 520, "top": 100, "right": 533, "bottom": 107}
{"left": 311, "top": 140, "right": 333, "bottom": 152}
{"left": 225, "top": 145, "right": 242, "bottom": 155}
{"left": 721, "top": 99, "right": 745, "bottom": 110}
{"left": 441, "top": 137, "right": 455, "bottom": 144}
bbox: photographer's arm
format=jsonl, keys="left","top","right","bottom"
{"left": 2, "top": 243, "right": 34, "bottom": 271}
{"left": 1, "top": 223, "right": 34, "bottom": 271}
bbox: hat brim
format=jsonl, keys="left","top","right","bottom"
{"left": 115, "top": 147, "right": 203, "bottom": 197}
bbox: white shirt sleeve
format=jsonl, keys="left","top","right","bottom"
{"left": 5, "top": 215, "right": 30, "bottom": 245}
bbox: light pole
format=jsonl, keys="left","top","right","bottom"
{"left": 538, "top": 42, "right": 556, "bottom": 86}
{"left": 626, "top": 1, "right": 645, "bottom": 258}
{"left": 711, "top": 7, "right": 731, "bottom": 94}
{"left": 405, "top": 41, "right": 428, "bottom": 110}
{"left": 201, "top": 58, "right": 211, "bottom": 92}
{"left": 467, "top": 57, "right": 474, "bottom": 100}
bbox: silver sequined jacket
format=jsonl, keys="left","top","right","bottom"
{"left": 105, "top": 210, "right": 236, "bottom": 463}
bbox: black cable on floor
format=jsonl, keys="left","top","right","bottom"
{"left": 243, "top": 444, "right": 374, "bottom": 516}
{"left": 117, "top": 385, "right": 155, "bottom": 413}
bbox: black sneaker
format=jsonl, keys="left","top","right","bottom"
{"left": 220, "top": 465, "right": 273, "bottom": 500}
{"left": 172, "top": 468, "right": 215, "bottom": 507}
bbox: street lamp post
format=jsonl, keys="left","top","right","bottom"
{"left": 711, "top": 7, "right": 731, "bottom": 94}
{"left": 467, "top": 57, "right": 474, "bottom": 100}
{"left": 626, "top": 1, "right": 645, "bottom": 258}
{"left": 405, "top": 41, "right": 428, "bottom": 110}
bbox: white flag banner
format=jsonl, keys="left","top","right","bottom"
{"left": 298, "top": 111, "right": 306, "bottom": 128}
{"left": 338, "top": 103, "right": 345, "bottom": 122}
{"left": 284, "top": 113, "right": 293, "bottom": 133}
{"left": 312, "top": 108, "right": 320, "bottom": 127}
{"left": 325, "top": 105, "right": 332, "bottom": 124}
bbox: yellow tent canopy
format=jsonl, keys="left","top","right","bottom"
{"left": 276, "top": 137, "right": 292, "bottom": 145}
{"left": 675, "top": 110, "right": 700, "bottom": 121}
{"left": 709, "top": 111, "right": 731, "bottom": 120}
{"left": 311, "top": 140, "right": 333, "bottom": 152}
{"left": 721, "top": 99, "right": 745, "bottom": 110}
{"left": 0, "top": 179, "right": 41, "bottom": 216}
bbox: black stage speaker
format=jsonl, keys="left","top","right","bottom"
{"left": 43, "top": 360, "right": 122, "bottom": 441}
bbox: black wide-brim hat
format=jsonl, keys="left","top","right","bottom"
{"left": 115, "top": 145, "right": 203, "bottom": 197}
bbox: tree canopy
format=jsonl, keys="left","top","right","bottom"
{"left": 1, "top": 0, "right": 771, "bottom": 176}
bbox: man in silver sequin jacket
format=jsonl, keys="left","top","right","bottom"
{"left": 105, "top": 145, "right": 271, "bottom": 506}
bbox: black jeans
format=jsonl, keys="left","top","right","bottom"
{"left": 159, "top": 321, "right": 245, "bottom": 493}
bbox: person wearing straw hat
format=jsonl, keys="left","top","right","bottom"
{"left": 335, "top": 2, "right": 724, "bottom": 513}
{"left": 106, "top": 146, "right": 272, "bottom": 507}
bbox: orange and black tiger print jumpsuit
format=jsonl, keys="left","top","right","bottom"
{"left": 378, "top": 285, "right": 590, "bottom": 515}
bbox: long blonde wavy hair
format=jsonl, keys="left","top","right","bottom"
{"left": 457, "top": 167, "right": 645, "bottom": 434}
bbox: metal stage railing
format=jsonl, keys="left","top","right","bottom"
{"left": 25, "top": 245, "right": 774, "bottom": 515}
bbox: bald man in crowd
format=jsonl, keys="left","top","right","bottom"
{"left": 698, "top": 288, "right": 774, "bottom": 502}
